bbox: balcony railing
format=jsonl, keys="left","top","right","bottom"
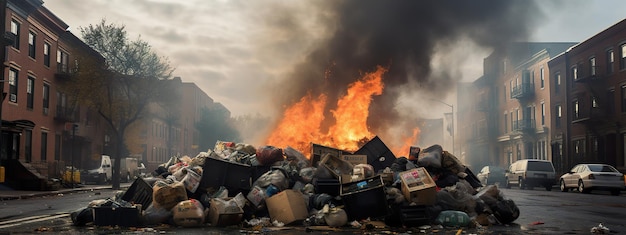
{"left": 512, "top": 119, "right": 535, "bottom": 132}
{"left": 510, "top": 83, "right": 534, "bottom": 99}
{"left": 55, "top": 64, "right": 73, "bottom": 79}
{"left": 54, "top": 106, "right": 78, "bottom": 122}
{"left": 572, "top": 107, "right": 606, "bottom": 124}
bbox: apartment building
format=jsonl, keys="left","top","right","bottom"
{"left": 548, "top": 18, "right": 626, "bottom": 173}
{"left": 465, "top": 43, "right": 575, "bottom": 171}
{"left": 0, "top": 0, "right": 107, "bottom": 189}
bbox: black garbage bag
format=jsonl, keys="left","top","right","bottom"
{"left": 70, "top": 207, "right": 93, "bottom": 226}
{"left": 493, "top": 199, "right": 520, "bottom": 224}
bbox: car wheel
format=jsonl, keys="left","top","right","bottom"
{"left": 124, "top": 173, "right": 131, "bottom": 183}
{"left": 578, "top": 180, "right": 590, "bottom": 194}
{"left": 610, "top": 190, "right": 620, "bottom": 196}
{"left": 545, "top": 185, "right": 552, "bottom": 191}
{"left": 518, "top": 178, "right": 525, "bottom": 189}
{"left": 560, "top": 179, "right": 568, "bottom": 192}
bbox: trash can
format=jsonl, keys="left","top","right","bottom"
{"left": 0, "top": 166, "right": 4, "bottom": 183}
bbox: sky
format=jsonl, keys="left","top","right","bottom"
{"left": 42, "top": 0, "right": 626, "bottom": 120}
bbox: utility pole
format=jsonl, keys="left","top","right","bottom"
{"left": 430, "top": 99, "right": 454, "bottom": 155}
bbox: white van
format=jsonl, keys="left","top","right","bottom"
{"left": 505, "top": 159, "right": 556, "bottom": 191}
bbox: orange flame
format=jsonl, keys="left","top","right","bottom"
{"left": 266, "top": 66, "right": 419, "bottom": 158}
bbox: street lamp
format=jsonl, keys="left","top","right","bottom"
{"left": 430, "top": 99, "right": 454, "bottom": 155}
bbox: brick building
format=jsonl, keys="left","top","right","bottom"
{"left": 549, "top": 18, "right": 626, "bottom": 173}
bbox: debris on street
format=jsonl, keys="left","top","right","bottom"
{"left": 70, "top": 138, "right": 521, "bottom": 233}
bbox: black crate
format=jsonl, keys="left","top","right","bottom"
{"left": 400, "top": 205, "right": 430, "bottom": 227}
{"left": 200, "top": 157, "right": 251, "bottom": 196}
{"left": 92, "top": 206, "right": 140, "bottom": 227}
{"left": 340, "top": 175, "right": 388, "bottom": 220}
{"left": 121, "top": 177, "right": 153, "bottom": 210}
{"left": 313, "top": 178, "right": 341, "bottom": 196}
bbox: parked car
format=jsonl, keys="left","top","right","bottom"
{"left": 559, "top": 163, "right": 623, "bottom": 196}
{"left": 505, "top": 159, "right": 556, "bottom": 191}
{"left": 477, "top": 165, "right": 507, "bottom": 186}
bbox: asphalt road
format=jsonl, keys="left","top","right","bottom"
{"left": 0, "top": 185, "right": 624, "bottom": 234}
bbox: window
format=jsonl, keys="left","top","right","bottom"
{"left": 608, "top": 89, "right": 615, "bottom": 114}
{"left": 57, "top": 49, "right": 69, "bottom": 73}
{"left": 539, "top": 67, "right": 546, "bottom": 89}
{"left": 43, "top": 42, "right": 50, "bottom": 67}
{"left": 43, "top": 84, "right": 50, "bottom": 115}
{"left": 592, "top": 96, "right": 598, "bottom": 108}
{"left": 554, "top": 72, "right": 561, "bottom": 93}
{"left": 573, "top": 100, "right": 579, "bottom": 119}
{"left": 25, "top": 130, "right": 32, "bottom": 162}
{"left": 541, "top": 103, "right": 545, "bottom": 125}
{"left": 621, "top": 44, "right": 626, "bottom": 70}
{"left": 8, "top": 68, "right": 18, "bottom": 103}
{"left": 10, "top": 20, "right": 20, "bottom": 49}
{"left": 504, "top": 113, "right": 508, "bottom": 133}
{"left": 28, "top": 31, "right": 36, "bottom": 58}
{"left": 589, "top": 57, "right": 596, "bottom": 76}
{"left": 556, "top": 105, "right": 562, "bottom": 128}
{"left": 622, "top": 85, "right": 626, "bottom": 112}
{"left": 27, "top": 77, "right": 34, "bottom": 109}
{"left": 571, "top": 66, "right": 578, "bottom": 81}
{"left": 41, "top": 132, "right": 48, "bottom": 161}
{"left": 607, "top": 50, "right": 614, "bottom": 74}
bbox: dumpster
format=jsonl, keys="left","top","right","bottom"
{"left": 63, "top": 167, "right": 81, "bottom": 184}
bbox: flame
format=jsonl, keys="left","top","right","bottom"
{"left": 266, "top": 66, "right": 419, "bottom": 157}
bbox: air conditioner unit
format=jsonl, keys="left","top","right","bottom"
{"left": 9, "top": 93, "right": 16, "bottom": 102}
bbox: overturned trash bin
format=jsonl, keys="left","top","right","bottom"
{"left": 340, "top": 175, "right": 388, "bottom": 220}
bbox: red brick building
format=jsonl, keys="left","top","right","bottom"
{"left": 549, "top": 18, "right": 626, "bottom": 173}
{"left": 0, "top": 0, "right": 107, "bottom": 189}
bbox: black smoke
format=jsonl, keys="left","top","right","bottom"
{"left": 268, "top": 0, "right": 542, "bottom": 135}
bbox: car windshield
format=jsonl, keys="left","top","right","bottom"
{"left": 527, "top": 161, "right": 553, "bottom": 171}
{"left": 490, "top": 167, "right": 504, "bottom": 173}
{"left": 587, "top": 165, "right": 617, "bottom": 172}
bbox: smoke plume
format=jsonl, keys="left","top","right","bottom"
{"left": 264, "top": 0, "right": 542, "bottom": 139}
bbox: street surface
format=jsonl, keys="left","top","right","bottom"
{"left": 0, "top": 186, "right": 624, "bottom": 234}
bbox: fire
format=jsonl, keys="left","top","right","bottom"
{"left": 266, "top": 66, "right": 419, "bottom": 158}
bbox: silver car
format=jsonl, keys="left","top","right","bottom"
{"left": 559, "top": 163, "right": 623, "bottom": 196}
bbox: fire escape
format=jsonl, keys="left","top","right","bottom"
{"left": 571, "top": 65, "right": 607, "bottom": 128}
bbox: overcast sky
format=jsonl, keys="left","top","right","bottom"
{"left": 43, "top": 0, "right": 626, "bottom": 118}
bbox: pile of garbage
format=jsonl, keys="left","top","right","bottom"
{"left": 70, "top": 137, "right": 520, "bottom": 231}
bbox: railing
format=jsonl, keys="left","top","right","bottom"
{"left": 510, "top": 83, "right": 534, "bottom": 99}
{"left": 512, "top": 119, "right": 535, "bottom": 132}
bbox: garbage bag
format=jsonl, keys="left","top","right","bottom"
{"left": 492, "top": 199, "right": 519, "bottom": 224}
{"left": 256, "top": 146, "right": 284, "bottom": 166}
{"left": 284, "top": 146, "right": 310, "bottom": 170}
{"left": 435, "top": 210, "right": 471, "bottom": 227}
{"left": 253, "top": 168, "right": 289, "bottom": 191}
{"left": 70, "top": 207, "right": 93, "bottom": 226}
{"left": 172, "top": 199, "right": 206, "bottom": 227}
{"left": 152, "top": 180, "right": 188, "bottom": 210}
{"left": 417, "top": 144, "right": 443, "bottom": 168}
{"left": 142, "top": 204, "right": 172, "bottom": 225}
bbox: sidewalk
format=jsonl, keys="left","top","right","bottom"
{"left": 0, "top": 183, "right": 127, "bottom": 200}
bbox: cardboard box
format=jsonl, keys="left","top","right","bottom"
{"left": 399, "top": 167, "right": 437, "bottom": 205}
{"left": 341, "top": 154, "right": 367, "bottom": 166}
{"left": 265, "top": 189, "right": 308, "bottom": 225}
{"left": 208, "top": 198, "right": 244, "bottom": 227}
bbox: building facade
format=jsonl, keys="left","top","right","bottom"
{"left": 549, "top": 18, "right": 626, "bottom": 173}
{"left": 0, "top": 0, "right": 107, "bottom": 188}
{"left": 466, "top": 43, "right": 575, "bottom": 171}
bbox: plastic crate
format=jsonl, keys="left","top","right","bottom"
{"left": 340, "top": 175, "right": 388, "bottom": 220}
{"left": 313, "top": 178, "right": 341, "bottom": 196}
{"left": 92, "top": 206, "right": 140, "bottom": 227}
{"left": 121, "top": 177, "right": 153, "bottom": 210}
{"left": 199, "top": 157, "right": 251, "bottom": 196}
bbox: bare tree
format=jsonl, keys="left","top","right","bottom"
{"left": 69, "top": 19, "right": 175, "bottom": 189}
